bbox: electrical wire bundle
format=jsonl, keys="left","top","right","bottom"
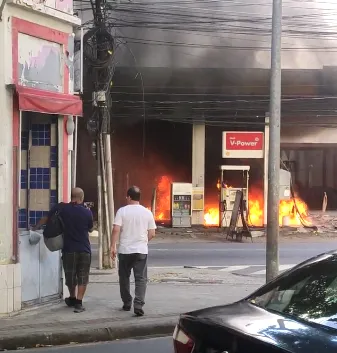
{"left": 83, "top": 24, "right": 117, "bottom": 135}
{"left": 78, "top": 2, "right": 147, "bottom": 136}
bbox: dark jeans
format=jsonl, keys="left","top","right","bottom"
{"left": 118, "top": 253, "right": 148, "bottom": 309}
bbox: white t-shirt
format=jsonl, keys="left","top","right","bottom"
{"left": 114, "top": 204, "right": 157, "bottom": 254}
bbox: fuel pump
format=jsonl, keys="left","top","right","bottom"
{"left": 218, "top": 165, "right": 250, "bottom": 228}
{"left": 171, "top": 182, "right": 192, "bottom": 228}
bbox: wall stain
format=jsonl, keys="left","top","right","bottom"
{"left": 18, "top": 34, "right": 62, "bottom": 92}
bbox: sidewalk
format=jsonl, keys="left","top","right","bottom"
{"left": 0, "top": 268, "right": 264, "bottom": 350}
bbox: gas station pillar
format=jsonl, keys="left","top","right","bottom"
{"left": 192, "top": 123, "right": 205, "bottom": 225}
{"left": 264, "top": 115, "right": 270, "bottom": 226}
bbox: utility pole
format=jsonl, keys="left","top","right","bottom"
{"left": 94, "top": 0, "right": 114, "bottom": 268}
{"left": 83, "top": 0, "right": 114, "bottom": 269}
{"left": 105, "top": 135, "right": 114, "bottom": 227}
{"left": 266, "top": 0, "right": 282, "bottom": 282}
{"left": 104, "top": 134, "right": 115, "bottom": 268}
{"left": 97, "top": 147, "right": 103, "bottom": 270}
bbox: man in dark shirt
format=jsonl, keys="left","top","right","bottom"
{"left": 33, "top": 187, "right": 93, "bottom": 313}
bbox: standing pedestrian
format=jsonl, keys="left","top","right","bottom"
{"left": 110, "top": 186, "right": 156, "bottom": 316}
{"left": 33, "top": 187, "right": 93, "bottom": 313}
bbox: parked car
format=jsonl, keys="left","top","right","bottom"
{"left": 173, "top": 250, "right": 337, "bottom": 353}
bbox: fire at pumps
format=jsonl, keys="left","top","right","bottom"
{"left": 218, "top": 165, "right": 250, "bottom": 228}
{"left": 153, "top": 169, "right": 312, "bottom": 229}
{"left": 206, "top": 165, "right": 312, "bottom": 229}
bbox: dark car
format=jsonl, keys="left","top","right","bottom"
{"left": 173, "top": 250, "right": 337, "bottom": 353}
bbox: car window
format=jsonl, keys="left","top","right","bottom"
{"left": 249, "top": 257, "right": 337, "bottom": 330}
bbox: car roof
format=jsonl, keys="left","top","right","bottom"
{"left": 246, "top": 249, "right": 337, "bottom": 299}
{"left": 294, "top": 249, "right": 337, "bottom": 269}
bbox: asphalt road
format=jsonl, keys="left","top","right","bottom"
{"left": 25, "top": 337, "right": 172, "bottom": 353}
{"left": 91, "top": 239, "right": 337, "bottom": 269}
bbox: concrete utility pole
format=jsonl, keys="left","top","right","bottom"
{"left": 94, "top": 0, "right": 114, "bottom": 269}
{"left": 266, "top": 0, "right": 282, "bottom": 282}
{"left": 105, "top": 134, "right": 114, "bottom": 233}
{"left": 97, "top": 149, "right": 103, "bottom": 270}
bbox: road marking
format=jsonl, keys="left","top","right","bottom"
{"left": 252, "top": 264, "right": 296, "bottom": 275}
{"left": 184, "top": 265, "right": 228, "bottom": 269}
{"left": 219, "top": 265, "right": 251, "bottom": 272}
{"left": 149, "top": 266, "right": 185, "bottom": 269}
{"left": 91, "top": 266, "right": 188, "bottom": 270}
{"left": 149, "top": 248, "right": 266, "bottom": 252}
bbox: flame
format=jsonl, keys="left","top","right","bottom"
{"left": 245, "top": 188, "right": 310, "bottom": 227}
{"left": 248, "top": 199, "right": 264, "bottom": 226}
{"left": 279, "top": 197, "right": 310, "bottom": 226}
{"left": 152, "top": 175, "right": 311, "bottom": 228}
{"left": 155, "top": 175, "right": 173, "bottom": 221}
{"left": 203, "top": 185, "right": 311, "bottom": 227}
{"left": 204, "top": 206, "right": 219, "bottom": 226}
{"left": 156, "top": 212, "right": 165, "bottom": 220}
{"left": 247, "top": 188, "right": 264, "bottom": 227}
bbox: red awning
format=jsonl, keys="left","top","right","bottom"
{"left": 16, "top": 86, "right": 83, "bottom": 116}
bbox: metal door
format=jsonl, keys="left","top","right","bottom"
{"left": 19, "top": 230, "right": 62, "bottom": 304}
{"left": 19, "top": 231, "right": 40, "bottom": 303}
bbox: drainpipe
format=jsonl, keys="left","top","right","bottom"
{"left": 71, "top": 116, "right": 78, "bottom": 188}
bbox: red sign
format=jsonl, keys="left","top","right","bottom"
{"left": 222, "top": 131, "right": 264, "bottom": 158}
{"left": 225, "top": 132, "right": 263, "bottom": 150}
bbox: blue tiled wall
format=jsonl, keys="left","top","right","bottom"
{"left": 29, "top": 168, "right": 50, "bottom": 189}
{"left": 19, "top": 125, "right": 29, "bottom": 229}
{"left": 50, "top": 190, "right": 58, "bottom": 208}
{"left": 18, "top": 208, "right": 28, "bottom": 229}
{"left": 50, "top": 146, "right": 57, "bottom": 168}
{"left": 18, "top": 120, "right": 58, "bottom": 229}
{"left": 20, "top": 170, "right": 28, "bottom": 190}
{"left": 31, "top": 124, "right": 51, "bottom": 146}
{"left": 29, "top": 211, "right": 49, "bottom": 228}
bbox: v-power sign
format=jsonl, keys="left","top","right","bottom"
{"left": 222, "top": 131, "right": 264, "bottom": 159}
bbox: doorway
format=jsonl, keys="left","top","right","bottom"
{"left": 18, "top": 112, "right": 62, "bottom": 306}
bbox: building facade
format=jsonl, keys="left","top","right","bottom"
{"left": 0, "top": 0, "right": 81, "bottom": 315}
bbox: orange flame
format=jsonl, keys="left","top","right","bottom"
{"left": 203, "top": 185, "right": 311, "bottom": 227}
{"left": 155, "top": 175, "right": 173, "bottom": 221}
{"left": 152, "top": 175, "right": 311, "bottom": 228}
{"left": 279, "top": 197, "right": 310, "bottom": 226}
{"left": 204, "top": 206, "right": 219, "bottom": 226}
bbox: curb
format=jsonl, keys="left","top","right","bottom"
{"left": 0, "top": 316, "right": 177, "bottom": 351}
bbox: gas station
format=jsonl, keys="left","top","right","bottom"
{"left": 171, "top": 126, "right": 268, "bottom": 230}
{"left": 77, "top": 66, "right": 337, "bottom": 229}
{"left": 168, "top": 122, "right": 294, "bottom": 237}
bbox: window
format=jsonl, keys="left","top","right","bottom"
{"left": 249, "top": 256, "right": 337, "bottom": 330}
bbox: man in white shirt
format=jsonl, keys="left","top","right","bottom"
{"left": 110, "top": 186, "right": 156, "bottom": 316}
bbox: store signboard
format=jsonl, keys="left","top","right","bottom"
{"left": 222, "top": 131, "right": 264, "bottom": 158}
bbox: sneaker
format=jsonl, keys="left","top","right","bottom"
{"left": 65, "top": 297, "right": 76, "bottom": 307}
{"left": 134, "top": 308, "right": 144, "bottom": 317}
{"left": 122, "top": 304, "right": 131, "bottom": 311}
{"left": 74, "top": 303, "right": 86, "bottom": 313}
